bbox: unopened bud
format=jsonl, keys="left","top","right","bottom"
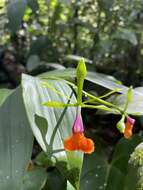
{"left": 116, "top": 117, "right": 125, "bottom": 133}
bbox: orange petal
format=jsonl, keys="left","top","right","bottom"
{"left": 64, "top": 135, "right": 78, "bottom": 151}
{"left": 79, "top": 136, "right": 95, "bottom": 154}
{"left": 64, "top": 133, "right": 95, "bottom": 154}
{"left": 124, "top": 130, "right": 132, "bottom": 139}
{"left": 124, "top": 121, "right": 133, "bottom": 139}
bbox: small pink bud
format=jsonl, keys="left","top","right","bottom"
{"left": 72, "top": 113, "right": 84, "bottom": 133}
{"left": 127, "top": 116, "right": 135, "bottom": 125}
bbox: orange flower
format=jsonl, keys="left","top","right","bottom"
{"left": 64, "top": 109, "right": 94, "bottom": 154}
{"left": 64, "top": 132, "right": 94, "bottom": 154}
{"left": 124, "top": 116, "right": 135, "bottom": 139}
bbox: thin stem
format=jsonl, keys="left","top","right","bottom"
{"left": 52, "top": 149, "right": 65, "bottom": 154}
{"left": 41, "top": 77, "right": 123, "bottom": 113}
{"left": 84, "top": 91, "right": 123, "bottom": 113}
{"left": 49, "top": 92, "right": 73, "bottom": 147}
{"left": 82, "top": 104, "right": 119, "bottom": 113}
{"left": 98, "top": 88, "right": 121, "bottom": 99}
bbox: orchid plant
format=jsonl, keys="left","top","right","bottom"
{"left": 43, "top": 58, "right": 135, "bottom": 157}
{"left": 0, "top": 58, "right": 140, "bottom": 190}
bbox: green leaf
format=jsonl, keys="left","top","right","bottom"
{"left": 86, "top": 71, "right": 127, "bottom": 94}
{"left": 27, "top": 55, "right": 41, "bottom": 72}
{"left": 39, "top": 68, "right": 128, "bottom": 93}
{"left": 44, "top": 167, "right": 67, "bottom": 190}
{"left": 107, "top": 87, "right": 143, "bottom": 115}
{"left": 35, "top": 114, "right": 48, "bottom": 146}
{"left": 35, "top": 151, "right": 54, "bottom": 168}
{"left": 7, "top": 0, "right": 27, "bottom": 33}
{"left": 0, "top": 87, "right": 33, "bottom": 189}
{"left": 80, "top": 135, "right": 141, "bottom": 190}
{"left": 21, "top": 167, "right": 47, "bottom": 190}
{"left": 113, "top": 28, "right": 138, "bottom": 46}
{"left": 21, "top": 74, "right": 83, "bottom": 189}
{"left": 0, "top": 88, "right": 13, "bottom": 106}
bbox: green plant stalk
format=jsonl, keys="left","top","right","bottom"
{"left": 49, "top": 92, "right": 73, "bottom": 147}
{"left": 82, "top": 104, "right": 119, "bottom": 113}
{"left": 83, "top": 88, "right": 120, "bottom": 104}
{"left": 98, "top": 88, "right": 121, "bottom": 98}
{"left": 77, "top": 77, "right": 84, "bottom": 105}
{"left": 123, "top": 86, "right": 132, "bottom": 113}
{"left": 41, "top": 77, "right": 123, "bottom": 113}
{"left": 84, "top": 91, "right": 123, "bottom": 114}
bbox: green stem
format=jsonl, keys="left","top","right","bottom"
{"left": 77, "top": 78, "right": 84, "bottom": 104}
{"left": 84, "top": 91, "right": 123, "bottom": 113}
{"left": 49, "top": 92, "right": 73, "bottom": 147}
{"left": 52, "top": 149, "right": 65, "bottom": 154}
{"left": 98, "top": 88, "right": 121, "bottom": 99}
{"left": 41, "top": 77, "right": 123, "bottom": 113}
{"left": 82, "top": 104, "right": 119, "bottom": 113}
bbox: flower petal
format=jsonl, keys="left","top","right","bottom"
{"left": 124, "top": 116, "right": 135, "bottom": 139}
{"left": 64, "top": 133, "right": 94, "bottom": 154}
{"left": 79, "top": 136, "right": 95, "bottom": 154}
{"left": 64, "top": 135, "right": 78, "bottom": 151}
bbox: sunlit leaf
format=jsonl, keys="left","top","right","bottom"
{"left": 21, "top": 74, "right": 83, "bottom": 189}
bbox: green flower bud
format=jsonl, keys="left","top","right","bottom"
{"left": 76, "top": 58, "right": 87, "bottom": 104}
{"left": 116, "top": 117, "right": 125, "bottom": 133}
{"left": 76, "top": 58, "right": 87, "bottom": 79}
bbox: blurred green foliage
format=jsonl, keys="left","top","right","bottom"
{"left": 0, "top": 0, "right": 143, "bottom": 87}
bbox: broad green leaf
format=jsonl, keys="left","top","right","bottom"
{"left": 40, "top": 68, "right": 128, "bottom": 93}
{"left": 80, "top": 135, "right": 141, "bottom": 190}
{"left": 7, "top": 0, "right": 27, "bottom": 33}
{"left": 21, "top": 167, "right": 47, "bottom": 190}
{"left": 21, "top": 74, "right": 83, "bottom": 189}
{"left": 40, "top": 69, "right": 143, "bottom": 115}
{"left": 0, "top": 88, "right": 13, "bottom": 106}
{"left": 0, "top": 87, "right": 33, "bottom": 189}
{"left": 86, "top": 71, "right": 127, "bottom": 94}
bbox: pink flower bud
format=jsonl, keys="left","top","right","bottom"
{"left": 72, "top": 113, "right": 84, "bottom": 133}
{"left": 127, "top": 116, "right": 135, "bottom": 125}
